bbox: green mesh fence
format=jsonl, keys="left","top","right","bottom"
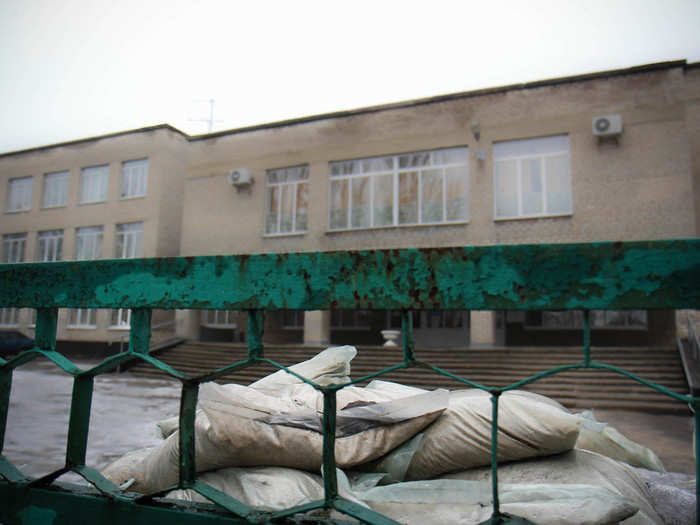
{"left": 0, "top": 240, "right": 698, "bottom": 524}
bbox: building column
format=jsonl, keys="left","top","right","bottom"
{"left": 470, "top": 310, "right": 497, "bottom": 346}
{"left": 304, "top": 310, "right": 331, "bottom": 346}
{"left": 175, "top": 309, "right": 200, "bottom": 340}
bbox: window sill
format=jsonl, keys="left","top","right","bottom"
{"left": 119, "top": 195, "right": 147, "bottom": 201}
{"left": 494, "top": 213, "right": 572, "bottom": 222}
{"left": 4, "top": 209, "right": 31, "bottom": 214}
{"left": 108, "top": 326, "right": 130, "bottom": 331}
{"left": 66, "top": 325, "right": 98, "bottom": 330}
{"left": 40, "top": 205, "right": 68, "bottom": 210}
{"left": 201, "top": 324, "right": 238, "bottom": 329}
{"left": 263, "top": 231, "right": 307, "bottom": 238}
{"left": 78, "top": 200, "right": 106, "bottom": 206}
{"left": 326, "top": 220, "right": 469, "bottom": 234}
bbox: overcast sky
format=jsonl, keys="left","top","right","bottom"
{"left": 1, "top": 0, "right": 699, "bottom": 154}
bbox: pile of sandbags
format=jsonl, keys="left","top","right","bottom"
{"left": 102, "top": 346, "right": 685, "bottom": 524}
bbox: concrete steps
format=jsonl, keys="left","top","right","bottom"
{"left": 126, "top": 343, "right": 691, "bottom": 414}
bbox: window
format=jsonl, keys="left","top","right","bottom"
{"left": 493, "top": 135, "right": 571, "bottom": 219}
{"left": 526, "top": 310, "right": 647, "bottom": 329}
{"left": 112, "top": 222, "right": 143, "bottom": 328}
{"left": 6, "top": 176, "right": 32, "bottom": 212}
{"left": 331, "top": 310, "right": 371, "bottom": 329}
{"left": 80, "top": 165, "right": 109, "bottom": 203}
{"left": 115, "top": 222, "right": 143, "bottom": 258}
{"left": 265, "top": 165, "right": 309, "bottom": 235}
{"left": 120, "top": 159, "right": 148, "bottom": 199}
{"left": 201, "top": 310, "right": 237, "bottom": 327}
{"left": 36, "top": 230, "right": 63, "bottom": 262}
{"left": 329, "top": 147, "right": 469, "bottom": 230}
{"left": 2, "top": 233, "right": 26, "bottom": 327}
{"left": 2, "top": 233, "right": 26, "bottom": 263}
{"left": 282, "top": 311, "right": 304, "bottom": 329}
{"left": 73, "top": 226, "right": 103, "bottom": 326}
{"left": 75, "top": 226, "right": 103, "bottom": 260}
{"left": 68, "top": 309, "right": 97, "bottom": 329}
{"left": 41, "top": 171, "right": 69, "bottom": 208}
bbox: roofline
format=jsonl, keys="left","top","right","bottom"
{"left": 1, "top": 59, "right": 689, "bottom": 156}
{"left": 0, "top": 124, "right": 188, "bottom": 159}
{"left": 189, "top": 60, "right": 688, "bottom": 142}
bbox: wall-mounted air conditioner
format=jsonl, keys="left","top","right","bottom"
{"left": 227, "top": 168, "right": 253, "bottom": 186}
{"left": 592, "top": 114, "right": 623, "bottom": 138}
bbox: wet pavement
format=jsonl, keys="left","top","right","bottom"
{"left": 4, "top": 357, "right": 180, "bottom": 478}
{"left": 3, "top": 357, "right": 696, "bottom": 480}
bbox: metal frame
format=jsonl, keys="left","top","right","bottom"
{"left": 1, "top": 239, "right": 699, "bottom": 524}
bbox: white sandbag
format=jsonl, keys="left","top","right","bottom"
{"left": 355, "top": 479, "right": 638, "bottom": 525}
{"left": 441, "top": 449, "right": 666, "bottom": 524}
{"left": 100, "top": 447, "right": 153, "bottom": 492}
{"left": 137, "top": 383, "right": 448, "bottom": 493}
{"left": 166, "top": 466, "right": 325, "bottom": 511}
{"left": 249, "top": 345, "right": 357, "bottom": 390}
{"left": 575, "top": 410, "right": 666, "bottom": 472}
{"left": 402, "top": 389, "right": 581, "bottom": 480}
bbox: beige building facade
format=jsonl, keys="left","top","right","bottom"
{"left": 2, "top": 61, "right": 699, "bottom": 351}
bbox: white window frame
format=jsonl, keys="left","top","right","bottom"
{"left": 80, "top": 165, "right": 109, "bottom": 204}
{"left": 493, "top": 135, "right": 572, "bottom": 220}
{"left": 201, "top": 310, "right": 238, "bottom": 328}
{"left": 110, "top": 308, "right": 131, "bottom": 329}
{"left": 73, "top": 226, "right": 103, "bottom": 327}
{"left": 264, "top": 165, "right": 309, "bottom": 236}
{"left": 75, "top": 226, "right": 103, "bottom": 261}
{"left": 67, "top": 309, "right": 97, "bottom": 329}
{"left": 115, "top": 222, "right": 143, "bottom": 259}
{"left": 1, "top": 233, "right": 26, "bottom": 328}
{"left": 328, "top": 147, "right": 469, "bottom": 231}
{"left": 120, "top": 158, "right": 149, "bottom": 199}
{"left": 2, "top": 233, "right": 26, "bottom": 264}
{"left": 6, "top": 176, "right": 32, "bottom": 212}
{"left": 37, "top": 230, "right": 63, "bottom": 262}
{"left": 41, "top": 171, "right": 69, "bottom": 209}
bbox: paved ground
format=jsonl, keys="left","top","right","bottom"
{"left": 594, "top": 408, "right": 696, "bottom": 474}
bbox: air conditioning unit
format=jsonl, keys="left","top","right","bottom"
{"left": 227, "top": 168, "right": 253, "bottom": 186}
{"left": 592, "top": 114, "right": 623, "bottom": 137}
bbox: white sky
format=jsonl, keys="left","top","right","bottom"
{"left": 1, "top": 0, "right": 699, "bottom": 154}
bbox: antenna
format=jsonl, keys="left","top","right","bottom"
{"left": 189, "top": 99, "right": 223, "bottom": 133}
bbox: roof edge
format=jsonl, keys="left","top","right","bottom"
{"left": 0, "top": 124, "right": 188, "bottom": 159}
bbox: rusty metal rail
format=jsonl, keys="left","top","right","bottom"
{"left": 1, "top": 240, "right": 699, "bottom": 524}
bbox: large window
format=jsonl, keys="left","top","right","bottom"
{"left": 265, "top": 165, "right": 309, "bottom": 235}
{"left": 2, "top": 233, "right": 26, "bottom": 327}
{"left": 329, "top": 147, "right": 469, "bottom": 230}
{"left": 331, "top": 310, "right": 371, "bottom": 329}
{"left": 75, "top": 226, "right": 103, "bottom": 260}
{"left": 115, "top": 222, "right": 143, "bottom": 259}
{"left": 41, "top": 171, "right": 69, "bottom": 208}
{"left": 80, "top": 165, "right": 109, "bottom": 204}
{"left": 37, "top": 230, "right": 63, "bottom": 262}
{"left": 6, "top": 177, "right": 32, "bottom": 212}
{"left": 493, "top": 135, "right": 571, "bottom": 219}
{"left": 525, "top": 310, "right": 647, "bottom": 330}
{"left": 202, "top": 310, "right": 237, "bottom": 328}
{"left": 120, "top": 159, "right": 148, "bottom": 199}
{"left": 68, "top": 309, "right": 97, "bottom": 329}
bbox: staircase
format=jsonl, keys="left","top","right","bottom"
{"left": 126, "top": 343, "right": 691, "bottom": 414}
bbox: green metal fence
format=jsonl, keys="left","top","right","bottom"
{"left": 1, "top": 239, "right": 699, "bottom": 524}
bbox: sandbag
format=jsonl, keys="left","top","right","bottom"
{"left": 101, "top": 447, "right": 153, "bottom": 492}
{"left": 354, "top": 479, "right": 639, "bottom": 525}
{"left": 441, "top": 449, "right": 666, "bottom": 524}
{"left": 574, "top": 410, "right": 666, "bottom": 472}
{"left": 400, "top": 389, "right": 581, "bottom": 480}
{"left": 137, "top": 382, "right": 448, "bottom": 492}
{"left": 249, "top": 345, "right": 357, "bottom": 390}
{"left": 166, "top": 466, "right": 325, "bottom": 510}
